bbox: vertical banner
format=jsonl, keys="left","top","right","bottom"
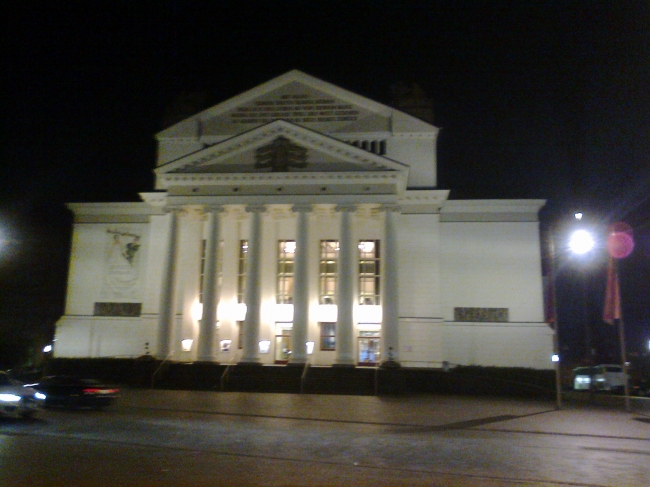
{"left": 603, "top": 257, "right": 621, "bottom": 325}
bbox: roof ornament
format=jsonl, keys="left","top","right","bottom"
{"left": 255, "top": 136, "right": 308, "bottom": 172}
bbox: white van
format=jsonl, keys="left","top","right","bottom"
{"left": 573, "top": 364, "right": 628, "bottom": 392}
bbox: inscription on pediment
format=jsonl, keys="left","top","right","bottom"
{"left": 231, "top": 94, "right": 360, "bottom": 125}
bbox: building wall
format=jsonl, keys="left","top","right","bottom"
{"left": 53, "top": 72, "right": 552, "bottom": 370}
{"left": 54, "top": 207, "right": 553, "bottom": 369}
{"left": 387, "top": 137, "right": 437, "bottom": 188}
{"left": 441, "top": 222, "right": 544, "bottom": 321}
{"left": 439, "top": 221, "right": 553, "bottom": 369}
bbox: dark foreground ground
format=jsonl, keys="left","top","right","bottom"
{"left": 1, "top": 390, "right": 649, "bottom": 487}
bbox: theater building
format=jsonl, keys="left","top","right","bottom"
{"left": 54, "top": 70, "right": 553, "bottom": 369}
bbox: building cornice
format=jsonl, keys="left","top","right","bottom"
{"left": 66, "top": 202, "right": 165, "bottom": 223}
{"left": 398, "top": 189, "right": 450, "bottom": 214}
{"left": 440, "top": 199, "right": 546, "bottom": 222}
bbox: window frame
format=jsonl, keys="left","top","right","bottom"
{"left": 358, "top": 239, "right": 381, "bottom": 305}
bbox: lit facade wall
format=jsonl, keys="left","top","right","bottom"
{"left": 53, "top": 70, "right": 553, "bottom": 369}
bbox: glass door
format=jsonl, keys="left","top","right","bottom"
{"left": 275, "top": 324, "right": 292, "bottom": 364}
{"left": 358, "top": 331, "right": 380, "bottom": 366}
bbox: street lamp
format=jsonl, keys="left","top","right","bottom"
{"left": 547, "top": 212, "right": 596, "bottom": 409}
{"left": 569, "top": 224, "right": 595, "bottom": 365}
{"left": 568, "top": 229, "right": 595, "bottom": 255}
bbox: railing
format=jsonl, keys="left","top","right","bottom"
{"left": 150, "top": 352, "right": 174, "bottom": 389}
{"left": 220, "top": 364, "right": 231, "bottom": 392}
{"left": 300, "top": 362, "right": 310, "bottom": 394}
{"left": 219, "top": 351, "right": 243, "bottom": 392}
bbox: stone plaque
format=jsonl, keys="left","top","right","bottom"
{"left": 454, "top": 307, "right": 509, "bottom": 323}
{"left": 94, "top": 302, "right": 142, "bottom": 317}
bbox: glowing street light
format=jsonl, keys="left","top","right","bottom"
{"left": 568, "top": 229, "right": 595, "bottom": 255}
{"left": 546, "top": 212, "right": 597, "bottom": 410}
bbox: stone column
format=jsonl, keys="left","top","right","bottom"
{"left": 380, "top": 205, "right": 401, "bottom": 367}
{"left": 197, "top": 206, "right": 224, "bottom": 361}
{"left": 157, "top": 208, "right": 180, "bottom": 359}
{"left": 239, "top": 205, "right": 266, "bottom": 364}
{"left": 335, "top": 205, "right": 356, "bottom": 366}
{"left": 289, "top": 204, "right": 312, "bottom": 364}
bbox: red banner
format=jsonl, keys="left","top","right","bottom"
{"left": 603, "top": 257, "right": 621, "bottom": 324}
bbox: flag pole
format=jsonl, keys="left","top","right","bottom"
{"left": 605, "top": 256, "right": 630, "bottom": 412}
{"left": 614, "top": 259, "right": 631, "bottom": 412}
{"left": 619, "top": 316, "right": 630, "bottom": 412}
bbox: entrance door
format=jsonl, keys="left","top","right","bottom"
{"left": 275, "top": 334, "right": 292, "bottom": 363}
{"left": 358, "top": 331, "right": 380, "bottom": 366}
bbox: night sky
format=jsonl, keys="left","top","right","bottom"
{"left": 2, "top": 1, "right": 649, "bottom": 366}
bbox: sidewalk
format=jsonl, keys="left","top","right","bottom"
{"left": 120, "top": 389, "right": 650, "bottom": 441}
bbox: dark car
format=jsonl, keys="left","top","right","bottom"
{"left": 632, "top": 378, "right": 650, "bottom": 397}
{"left": 29, "top": 376, "right": 120, "bottom": 410}
{"left": 0, "top": 371, "right": 46, "bottom": 418}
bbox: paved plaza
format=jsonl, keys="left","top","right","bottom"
{"left": 3, "top": 389, "right": 649, "bottom": 486}
{"left": 122, "top": 388, "right": 650, "bottom": 441}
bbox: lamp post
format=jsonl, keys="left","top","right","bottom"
{"left": 547, "top": 232, "right": 562, "bottom": 409}
{"left": 547, "top": 212, "right": 596, "bottom": 409}
{"left": 568, "top": 224, "right": 596, "bottom": 365}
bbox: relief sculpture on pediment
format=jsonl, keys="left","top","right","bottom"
{"left": 254, "top": 136, "right": 308, "bottom": 172}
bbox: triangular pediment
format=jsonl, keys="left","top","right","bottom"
{"left": 156, "top": 120, "right": 408, "bottom": 176}
{"left": 156, "top": 70, "right": 435, "bottom": 143}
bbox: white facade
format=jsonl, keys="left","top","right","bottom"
{"left": 54, "top": 71, "right": 553, "bottom": 369}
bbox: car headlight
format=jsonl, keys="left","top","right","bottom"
{"left": 35, "top": 392, "right": 46, "bottom": 400}
{"left": 0, "top": 393, "right": 22, "bottom": 402}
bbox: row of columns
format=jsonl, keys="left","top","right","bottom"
{"left": 156, "top": 204, "right": 401, "bottom": 367}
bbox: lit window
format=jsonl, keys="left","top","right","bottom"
{"left": 199, "top": 239, "right": 206, "bottom": 303}
{"left": 237, "top": 321, "right": 244, "bottom": 349}
{"left": 277, "top": 240, "right": 295, "bottom": 304}
{"left": 199, "top": 239, "right": 223, "bottom": 304}
{"left": 319, "top": 240, "right": 338, "bottom": 304}
{"left": 320, "top": 322, "right": 336, "bottom": 351}
{"left": 237, "top": 240, "right": 248, "bottom": 303}
{"left": 359, "top": 240, "right": 380, "bottom": 305}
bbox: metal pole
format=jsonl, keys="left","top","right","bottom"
{"left": 615, "top": 257, "right": 630, "bottom": 411}
{"left": 549, "top": 231, "right": 562, "bottom": 410}
{"left": 553, "top": 326, "right": 562, "bottom": 410}
{"left": 619, "top": 317, "right": 630, "bottom": 412}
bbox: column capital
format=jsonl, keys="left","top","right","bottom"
{"left": 335, "top": 204, "right": 357, "bottom": 213}
{"left": 245, "top": 204, "right": 267, "bottom": 214}
{"left": 203, "top": 205, "right": 226, "bottom": 214}
{"left": 162, "top": 206, "right": 183, "bottom": 214}
{"left": 379, "top": 203, "right": 401, "bottom": 213}
{"left": 291, "top": 204, "right": 313, "bottom": 214}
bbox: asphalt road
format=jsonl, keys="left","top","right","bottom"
{"left": 1, "top": 390, "right": 649, "bottom": 487}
